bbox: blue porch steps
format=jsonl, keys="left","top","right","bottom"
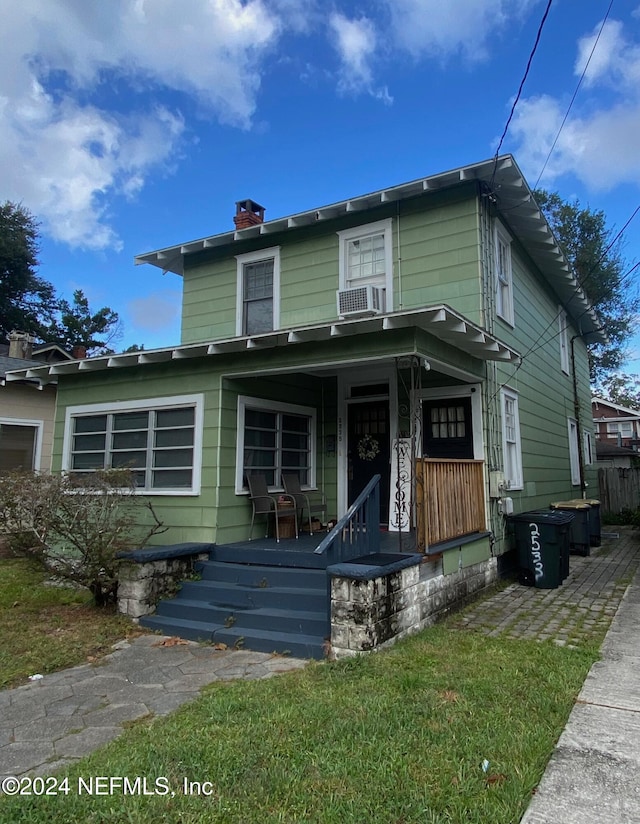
{"left": 139, "top": 546, "right": 329, "bottom": 660}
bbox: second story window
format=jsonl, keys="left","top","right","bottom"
{"left": 559, "top": 308, "right": 570, "bottom": 374}
{"left": 495, "top": 223, "right": 514, "bottom": 326}
{"left": 337, "top": 219, "right": 393, "bottom": 311}
{"left": 236, "top": 247, "right": 280, "bottom": 336}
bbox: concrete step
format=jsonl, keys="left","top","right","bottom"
{"left": 138, "top": 614, "right": 326, "bottom": 660}
{"left": 177, "top": 580, "right": 327, "bottom": 612}
{"left": 198, "top": 560, "right": 326, "bottom": 589}
{"left": 152, "top": 599, "right": 328, "bottom": 636}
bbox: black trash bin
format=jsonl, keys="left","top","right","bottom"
{"left": 550, "top": 500, "right": 591, "bottom": 556}
{"left": 572, "top": 498, "right": 601, "bottom": 547}
{"left": 508, "top": 510, "right": 574, "bottom": 588}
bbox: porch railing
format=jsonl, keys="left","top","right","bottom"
{"left": 314, "top": 474, "right": 381, "bottom": 564}
{"left": 415, "top": 458, "right": 485, "bottom": 549}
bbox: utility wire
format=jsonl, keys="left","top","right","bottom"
{"left": 533, "top": 0, "right": 615, "bottom": 190}
{"left": 491, "top": 0, "right": 554, "bottom": 188}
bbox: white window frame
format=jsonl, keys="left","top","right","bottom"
{"left": 568, "top": 417, "right": 581, "bottom": 486}
{"left": 500, "top": 388, "right": 523, "bottom": 490}
{"left": 495, "top": 222, "right": 514, "bottom": 326}
{"left": 337, "top": 219, "right": 393, "bottom": 310}
{"left": 583, "top": 430, "right": 594, "bottom": 466}
{"left": 558, "top": 308, "right": 569, "bottom": 374}
{"left": 235, "top": 246, "right": 281, "bottom": 337}
{"left": 0, "top": 417, "right": 43, "bottom": 472}
{"left": 235, "top": 395, "right": 317, "bottom": 494}
{"left": 62, "top": 395, "right": 204, "bottom": 495}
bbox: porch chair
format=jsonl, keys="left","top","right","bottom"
{"left": 247, "top": 473, "right": 298, "bottom": 542}
{"left": 282, "top": 473, "right": 327, "bottom": 536}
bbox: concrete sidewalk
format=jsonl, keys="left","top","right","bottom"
{"left": 520, "top": 556, "right": 640, "bottom": 823}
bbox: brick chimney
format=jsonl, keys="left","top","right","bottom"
{"left": 71, "top": 344, "right": 87, "bottom": 359}
{"left": 8, "top": 330, "right": 35, "bottom": 359}
{"left": 233, "top": 199, "right": 265, "bottom": 230}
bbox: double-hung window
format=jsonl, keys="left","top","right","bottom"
{"left": 495, "top": 223, "right": 514, "bottom": 325}
{"left": 559, "top": 308, "right": 569, "bottom": 374}
{"left": 63, "top": 395, "right": 203, "bottom": 494}
{"left": 500, "top": 388, "right": 523, "bottom": 489}
{"left": 568, "top": 418, "right": 581, "bottom": 486}
{"left": 236, "top": 247, "right": 280, "bottom": 336}
{"left": 236, "top": 396, "right": 316, "bottom": 492}
{"left": 337, "top": 219, "right": 393, "bottom": 310}
{"left": 0, "top": 419, "right": 42, "bottom": 471}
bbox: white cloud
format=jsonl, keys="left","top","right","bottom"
{"left": 0, "top": 0, "right": 283, "bottom": 250}
{"left": 329, "top": 13, "right": 392, "bottom": 103}
{"left": 127, "top": 290, "right": 182, "bottom": 332}
{"left": 383, "top": 0, "right": 535, "bottom": 62}
{"left": 510, "top": 15, "right": 640, "bottom": 192}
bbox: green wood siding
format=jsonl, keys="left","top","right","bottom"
{"left": 487, "top": 238, "right": 597, "bottom": 553}
{"left": 180, "top": 188, "right": 483, "bottom": 344}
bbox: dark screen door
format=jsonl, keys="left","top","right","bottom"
{"left": 348, "top": 400, "right": 390, "bottom": 523}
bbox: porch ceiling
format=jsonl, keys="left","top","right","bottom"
{"left": 5, "top": 305, "right": 520, "bottom": 387}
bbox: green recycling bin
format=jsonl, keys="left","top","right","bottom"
{"left": 508, "top": 510, "right": 574, "bottom": 588}
{"left": 550, "top": 500, "right": 591, "bottom": 556}
{"left": 570, "top": 498, "right": 601, "bottom": 547}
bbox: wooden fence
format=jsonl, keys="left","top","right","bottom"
{"left": 415, "top": 458, "right": 486, "bottom": 550}
{"left": 598, "top": 467, "right": 640, "bottom": 514}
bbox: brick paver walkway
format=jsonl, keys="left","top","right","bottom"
{"left": 450, "top": 528, "right": 639, "bottom": 648}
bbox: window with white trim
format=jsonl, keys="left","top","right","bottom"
{"left": 337, "top": 219, "right": 393, "bottom": 310}
{"left": 500, "top": 388, "right": 523, "bottom": 489}
{"left": 606, "top": 421, "right": 634, "bottom": 437}
{"left": 568, "top": 418, "right": 580, "bottom": 485}
{"left": 236, "top": 247, "right": 280, "bottom": 336}
{"left": 495, "top": 223, "right": 514, "bottom": 325}
{"left": 0, "top": 420, "right": 41, "bottom": 471}
{"left": 558, "top": 308, "right": 569, "bottom": 374}
{"left": 64, "top": 396, "right": 203, "bottom": 494}
{"left": 583, "top": 430, "right": 594, "bottom": 466}
{"left": 236, "top": 396, "right": 316, "bottom": 492}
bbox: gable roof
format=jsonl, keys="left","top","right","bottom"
{"left": 135, "top": 153, "right": 605, "bottom": 343}
{"left": 592, "top": 397, "right": 640, "bottom": 419}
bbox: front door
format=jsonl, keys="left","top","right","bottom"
{"left": 348, "top": 400, "right": 390, "bottom": 523}
{"left": 422, "top": 397, "right": 474, "bottom": 459}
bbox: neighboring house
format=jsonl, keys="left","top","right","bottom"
{"left": 595, "top": 440, "right": 639, "bottom": 468}
{"left": 592, "top": 397, "right": 640, "bottom": 451}
{"left": 5, "top": 155, "right": 603, "bottom": 654}
{"left": 0, "top": 332, "right": 72, "bottom": 472}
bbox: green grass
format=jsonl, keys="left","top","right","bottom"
{"left": 0, "top": 624, "right": 598, "bottom": 824}
{"left": 0, "top": 556, "right": 141, "bottom": 688}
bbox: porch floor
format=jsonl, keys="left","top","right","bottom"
{"left": 211, "top": 529, "right": 416, "bottom": 568}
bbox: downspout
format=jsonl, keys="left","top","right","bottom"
{"left": 570, "top": 335, "right": 587, "bottom": 495}
{"left": 396, "top": 201, "right": 403, "bottom": 311}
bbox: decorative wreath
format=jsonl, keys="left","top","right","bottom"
{"left": 357, "top": 434, "right": 380, "bottom": 461}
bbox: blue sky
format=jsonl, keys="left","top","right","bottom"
{"left": 3, "top": 0, "right": 639, "bottom": 367}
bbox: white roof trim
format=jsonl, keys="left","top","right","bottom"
{"left": 4, "top": 305, "right": 520, "bottom": 386}
{"left": 134, "top": 154, "right": 603, "bottom": 342}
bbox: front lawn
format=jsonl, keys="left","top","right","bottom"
{"left": 0, "top": 621, "right": 598, "bottom": 823}
{"left": 0, "top": 556, "right": 141, "bottom": 688}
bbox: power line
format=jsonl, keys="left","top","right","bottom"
{"left": 491, "top": 0, "right": 554, "bottom": 187}
{"left": 533, "top": 0, "right": 615, "bottom": 190}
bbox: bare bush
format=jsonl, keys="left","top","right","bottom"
{"left": 0, "top": 469, "right": 167, "bottom": 605}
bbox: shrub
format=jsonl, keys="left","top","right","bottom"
{"left": 0, "top": 469, "right": 166, "bottom": 606}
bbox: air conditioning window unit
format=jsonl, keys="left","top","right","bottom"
{"left": 337, "top": 285, "right": 385, "bottom": 318}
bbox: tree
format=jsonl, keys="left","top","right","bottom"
{"left": 0, "top": 469, "right": 167, "bottom": 606}
{"left": 534, "top": 190, "right": 639, "bottom": 383}
{"left": 0, "top": 201, "right": 56, "bottom": 340}
{"left": 44, "top": 289, "right": 122, "bottom": 355}
{"left": 0, "top": 200, "right": 121, "bottom": 355}
{"left": 593, "top": 372, "right": 640, "bottom": 411}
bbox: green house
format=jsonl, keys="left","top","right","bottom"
{"left": 8, "top": 155, "right": 603, "bottom": 657}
